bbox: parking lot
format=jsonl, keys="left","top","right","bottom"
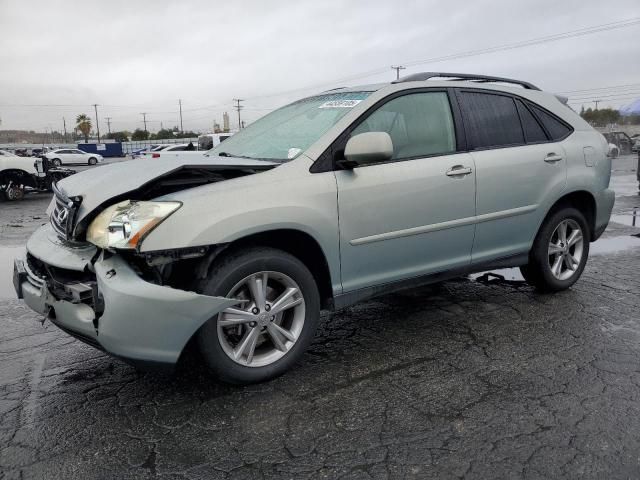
{"left": 1, "top": 155, "right": 639, "bottom": 479}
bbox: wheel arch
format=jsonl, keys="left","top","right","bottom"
{"left": 542, "top": 189, "right": 596, "bottom": 241}
{"left": 217, "top": 228, "right": 335, "bottom": 309}
{"left": 0, "top": 168, "right": 38, "bottom": 188}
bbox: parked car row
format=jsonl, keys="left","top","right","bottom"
{"left": 13, "top": 72, "right": 614, "bottom": 384}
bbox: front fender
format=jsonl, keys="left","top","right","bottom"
{"left": 139, "top": 159, "right": 341, "bottom": 291}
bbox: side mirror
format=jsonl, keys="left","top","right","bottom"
{"left": 343, "top": 132, "right": 393, "bottom": 167}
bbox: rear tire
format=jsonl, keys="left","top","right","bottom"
{"left": 196, "top": 247, "right": 320, "bottom": 384}
{"left": 520, "top": 207, "right": 590, "bottom": 292}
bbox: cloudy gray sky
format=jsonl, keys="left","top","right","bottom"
{"left": 0, "top": 0, "right": 639, "bottom": 134}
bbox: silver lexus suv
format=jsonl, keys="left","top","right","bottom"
{"left": 14, "top": 72, "right": 614, "bottom": 384}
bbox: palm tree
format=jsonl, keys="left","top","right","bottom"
{"left": 76, "top": 114, "right": 92, "bottom": 143}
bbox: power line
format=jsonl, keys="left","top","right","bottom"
{"left": 245, "top": 17, "right": 640, "bottom": 101}
{"left": 559, "top": 82, "right": 640, "bottom": 94}
{"left": 568, "top": 95, "right": 640, "bottom": 105}
{"left": 1, "top": 17, "right": 639, "bottom": 132}
{"left": 569, "top": 90, "right": 640, "bottom": 101}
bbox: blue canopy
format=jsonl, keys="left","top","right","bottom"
{"left": 620, "top": 98, "right": 640, "bottom": 116}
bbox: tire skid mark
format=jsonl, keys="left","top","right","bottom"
{"left": 24, "top": 353, "right": 46, "bottom": 428}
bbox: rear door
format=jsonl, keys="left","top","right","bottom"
{"left": 456, "top": 90, "right": 569, "bottom": 263}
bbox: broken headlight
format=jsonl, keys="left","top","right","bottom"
{"left": 86, "top": 200, "right": 181, "bottom": 249}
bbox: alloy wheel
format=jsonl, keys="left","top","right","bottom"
{"left": 547, "top": 219, "right": 584, "bottom": 281}
{"left": 217, "top": 271, "right": 306, "bottom": 367}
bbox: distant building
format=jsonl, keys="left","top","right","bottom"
{"left": 222, "top": 112, "right": 230, "bottom": 132}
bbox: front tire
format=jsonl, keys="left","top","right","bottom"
{"left": 520, "top": 207, "right": 590, "bottom": 292}
{"left": 196, "top": 247, "right": 320, "bottom": 384}
{"left": 51, "top": 158, "right": 62, "bottom": 167}
{"left": 88, "top": 157, "right": 97, "bottom": 165}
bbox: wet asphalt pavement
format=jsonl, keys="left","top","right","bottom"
{"left": 1, "top": 156, "right": 640, "bottom": 479}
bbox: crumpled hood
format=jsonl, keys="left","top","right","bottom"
{"left": 56, "top": 155, "right": 278, "bottom": 224}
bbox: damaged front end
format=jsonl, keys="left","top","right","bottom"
{"left": 13, "top": 158, "right": 271, "bottom": 370}
{"left": 14, "top": 224, "right": 240, "bottom": 370}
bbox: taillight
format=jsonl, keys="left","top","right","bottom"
{"left": 152, "top": 153, "right": 160, "bottom": 158}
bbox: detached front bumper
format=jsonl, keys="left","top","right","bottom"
{"left": 14, "top": 224, "right": 237, "bottom": 370}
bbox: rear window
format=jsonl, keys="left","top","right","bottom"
{"left": 516, "top": 100, "right": 548, "bottom": 143}
{"left": 458, "top": 91, "right": 524, "bottom": 149}
{"left": 528, "top": 104, "right": 572, "bottom": 141}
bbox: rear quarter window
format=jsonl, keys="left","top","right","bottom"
{"left": 515, "top": 100, "right": 548, "bottom": 143}
{"left": 528, "top": 103, "right": 573, "bottom": 141}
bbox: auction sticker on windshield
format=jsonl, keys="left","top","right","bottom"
{"left": 319, "top": 99, "right": 363, "bottom": 108}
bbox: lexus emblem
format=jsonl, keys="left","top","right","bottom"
{"left": 55, "top": 208, "right": 68, "bottom": 224}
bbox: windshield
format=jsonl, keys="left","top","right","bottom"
{"left": 209, "top": 91, "right": 371, "bottom": 161}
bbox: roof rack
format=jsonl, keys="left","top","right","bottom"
{"left": 392, "top": 72, "right": 540, "bottom": 90}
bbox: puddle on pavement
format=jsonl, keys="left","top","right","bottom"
{"left": 610, "top": 175, "right": 639, "bottom": 197}
{"left": 470, "top": 235, "right": 640, "bottom": 286}
{"left": 610, "top": 213, "right": 639, "bottom": 228}
{"left": 591, "top": 235, "right": 640, "bottom": 255}
{"left": 0, "top": 246, "right": 24, "bottom": 300}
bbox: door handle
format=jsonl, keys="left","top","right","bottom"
{"left": 446, "top": 165, "right": 473, "bottom": 177}
{"left": 544, "top": 153, "right": 563, "bottom": 163}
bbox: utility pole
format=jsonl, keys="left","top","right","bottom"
{"left": 105, "top": 117, "right": 112, "bottom": 135}
{"left": 140, "top": 112, "right": 148, "bottom": 133}
{"left": 594, "top": 100, "right": 600, "bottom": 110}
{"left": 391, "top": 65, "right": 406, "bottom": 80}
{"left": 93, "top": 104, "right": 101, "bottom": 143}
{"left": 178, "top": 99, "right": 183, "bottom": 133}
{"left": 233, "top": 99, "right": 244, "bottom": 130}
{"left": 62, "top": 117, "right": 67, "bottom": 142}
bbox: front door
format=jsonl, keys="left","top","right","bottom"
{"left": 335, "top": 91, "right": 477, "bottom": 293}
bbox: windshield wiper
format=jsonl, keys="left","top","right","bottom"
{"left": 217, "top": 152, "right": 275, "bottom": 161}
{"left": 218, "top": 151, "right": 254, "bottom": 159}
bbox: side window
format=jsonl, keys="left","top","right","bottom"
{"left": 528, "top": 104, "right": 572, "bottom": 140}
{"left": 458, "top": 91, "right": 524, "bottom": 149}
{"left": 515, "top": 100, "right": 548, "bottom": 143}
{"left": 351, "top": 92, "right": 456, "bottom": 160}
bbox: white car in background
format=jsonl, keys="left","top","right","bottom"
{"left": 144, "top": 143, "right": 197, "bottom": 158}
{"left": 44, "top": 148, "right": 104, "bottom": 166}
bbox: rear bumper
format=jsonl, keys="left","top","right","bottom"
{"left": 593, "top": 188, "right": 615, "bottom": 241}
{"left": 15, "top": 224, "right": 238, "bottom": 369}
